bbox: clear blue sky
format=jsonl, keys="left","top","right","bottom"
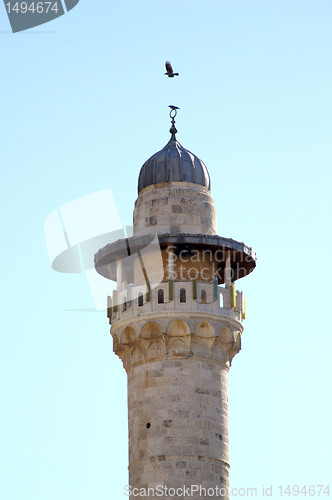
{"left": 1, "top": 1, "right": 331, "bottom": 499}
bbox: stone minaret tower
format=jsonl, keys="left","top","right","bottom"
{"left": 95, "top": 108, "right": 256, "bottom": 499}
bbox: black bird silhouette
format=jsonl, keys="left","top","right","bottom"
{"left": 165, "top": 61, "right": 179, "bottom": 77}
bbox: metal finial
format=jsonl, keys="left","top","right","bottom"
{"left": 169, "top": 105, "right": 179, "bottom": 136}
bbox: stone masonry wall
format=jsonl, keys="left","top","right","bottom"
{"left": 111, "top": 310, "right": 243, "bottom": 500}
{"left": 133, "top": 182, "right": 217, "bottom": 236}
{"left": 127, "top": 357, "right": 230, "bottom": 500}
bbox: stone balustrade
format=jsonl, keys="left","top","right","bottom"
{"left": 107, "top": 280, "right": 246, "bottom": 325}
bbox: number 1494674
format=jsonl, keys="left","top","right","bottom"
{"left": 278, "top": 485, "right": 330, "bottom": 497}
{"left": 5, "top": 2, "right": 59, "bottom": 14}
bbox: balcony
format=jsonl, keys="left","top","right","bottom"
{"left": 108, "top": 279, "right": 246, "bottom": 325}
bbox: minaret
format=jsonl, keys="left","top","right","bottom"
{"left": 95, "top": 108, "right": 256, "bottom": 500}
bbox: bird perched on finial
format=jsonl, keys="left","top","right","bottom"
{"left": 165, "top": 61, "right": 179, "bottom": 77}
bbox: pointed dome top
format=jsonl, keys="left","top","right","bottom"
{"left": 137, "top": 108, "right": 211, "bottom": 194}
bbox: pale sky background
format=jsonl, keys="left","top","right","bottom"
{"left": 1, "top": 1, "right": 332, "bottom": 499}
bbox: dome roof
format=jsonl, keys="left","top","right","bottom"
{"left": 138, "top": 132, "right": 211, "bottom": 194}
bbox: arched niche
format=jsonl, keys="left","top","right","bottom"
{"left": 121, "top": 326, "right": 137, "bottom": 345}
{"left": 220, "top": 325, "right": 235, "bottom": 344}
{"left": 146, "top": 340, "right": 166, "bottom": 361}
{"left": 167, "top": 319, "right": 190, "bottom": 337}
{"left": 194, "top": 321, "right": 216, "bottom": 339}
{"left": 167, "top": 338, "right": 190, "bottom": 356}
{"left": 131, "top": 345, "right": 145, "bottom": 365}
{"left": 140, "top": 321, "right": 163, "bottom": 340}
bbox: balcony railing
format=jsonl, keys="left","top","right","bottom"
{"left": 107, "top": 279, "right": 246, "bottom": 324}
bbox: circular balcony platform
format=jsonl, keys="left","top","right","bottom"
{"left": 94, "top": 233, "right": 256, "bottom": 283}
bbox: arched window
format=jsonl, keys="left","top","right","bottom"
{"left": 180, "top": 288, "right": 186, "bottom": 303}
{"left": 201, "top": 289, "right": 207, "bottom": 304}
{"left": 158, "top": 289, "right": 164, "bottom": 304}
{"left": 138, "top": 292, "right": 143, "bottom": 307}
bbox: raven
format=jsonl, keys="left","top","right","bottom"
{"left": 165, "top": 61, "right": 179, "bottom": 77}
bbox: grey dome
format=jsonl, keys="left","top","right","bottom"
{"left": 138, "top": 133, "right": 211, "bottom": 194}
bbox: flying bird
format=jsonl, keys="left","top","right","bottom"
{"left": 165, "top": 61, "right": 179, "bottom": 77}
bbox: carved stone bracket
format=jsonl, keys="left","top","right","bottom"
{"left": 112, "top": 319, "right": 241, "bottom": 371}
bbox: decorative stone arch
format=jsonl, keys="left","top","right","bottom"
{"left": 167, "top": 319, "right": 190, "bottom": 337}
{"left": 194, "top": 321, "right": 216, "bottom": 339}
{"left": 211, "top": 325, "right": 240, "bottom": 365}
{"left": 146, "top": 339, "right": 167, "bottom": 361}
{"left": 140, "top": 321, "right": 163, "bottom": 340}
{"left": 192, "top": 321, "right": 216, "bottom": 356}
{"left": 219, "top": 325, "right": 235, "bottom": 344}
{"left": 121, "top": 326, "right": 137, "bottom": 345}
{"left": 233, "top": 330, "right": 241, "bottom": 349}
{"left": 167, "top": 338, "right": 190, "bottom": 357}
{"left": 131, "top": 345, "right": 145, "bottom": 365}
{"left": 166, "top": 319, "right": 191, "bottom": 357}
